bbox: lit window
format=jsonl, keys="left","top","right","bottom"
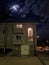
{"left": 28, "top": 28, "right": 33, "bottom": 41}
{"left": 16, "top": 35, "right": 21, "bottom": 40}
{"left": 16, "top": 24, "right": 23, "bottom": 28}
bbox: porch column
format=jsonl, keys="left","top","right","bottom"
{"left": 33, "top": 23, "right": 37, "bottom": 56}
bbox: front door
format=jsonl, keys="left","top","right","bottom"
{"left": 21, "top": 45, "right": 29, "bottom": 55}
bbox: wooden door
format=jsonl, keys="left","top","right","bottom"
{"left": 21, "top": 45, "right": 29, "bottom": 55}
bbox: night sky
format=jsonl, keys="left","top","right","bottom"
{"left": 0, "top": 0, "right": 49, "bottom": 42}
{"left": 36, "top": 23, "right": 49, "bottom": 40}
{"left": 0, "top": 0, "right": 49, "bottom": 22}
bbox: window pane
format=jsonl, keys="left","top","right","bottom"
{"left": 16, "top": 24, "right": 23, "bottom": 28}
{"left": 28, "top": 28, "right": 33, "bottom": 41}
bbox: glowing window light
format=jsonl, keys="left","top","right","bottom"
{"left": 28, "top": 28, "right": 33, "bottom": 37}
{"left": 16, "top": 24, "right": 23, "bottom": 28}
{"left": 28, "top": 28, "right": 33, "bottom": 41}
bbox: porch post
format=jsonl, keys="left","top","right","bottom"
{"left": 33, "top": 23, "right": 37, "bottom": 56}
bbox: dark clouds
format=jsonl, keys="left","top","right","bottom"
{"left": 0, "top": 0, "right": 49, "bottom": 22}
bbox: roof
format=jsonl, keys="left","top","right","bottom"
{"left": 0, "top": 18, "right": 37, "bottom": 23}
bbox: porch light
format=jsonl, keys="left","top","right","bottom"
{"left": 37, "top": 35, "right": 39, "bottom": 38}
{"left": 46, "top": 40, "right": 49, "bottom": 43}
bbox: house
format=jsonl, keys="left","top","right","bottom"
{"left": 0, "top": 21, "right": 37, "bottom": 56}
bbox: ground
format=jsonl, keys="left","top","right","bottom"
{"left": 0, "top": 56, "right": 49, "bottom": 65}
{"left": 38, "top": 55, "right": 49, "bottom": 65}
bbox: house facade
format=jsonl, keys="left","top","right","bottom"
{"left": 0, "top": 22, "right": 37, "bottom": 56}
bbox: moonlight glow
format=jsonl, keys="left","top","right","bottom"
{"left": 9, "top": 4, "right": 20, "bottom": 12}
{"left": 6, "top": 0, "right": 49, "bottom": 21}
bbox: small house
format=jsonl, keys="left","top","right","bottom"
{"left": 0, "top": 21, "right": 37, "bottom": 56}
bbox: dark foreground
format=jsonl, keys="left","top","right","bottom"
{"left": 0, "top": 56, "right": 49, "bottom": 65}
{"left": 0, "top": 56, "right": 42, "bottom": 65}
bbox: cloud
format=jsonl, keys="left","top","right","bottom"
{"left": 8, "top": 0, "right": 49, "bottom": 21}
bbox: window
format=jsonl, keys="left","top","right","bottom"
{"left": 28, "top": 28, "right": 33, "bottom": 41}
{"left": 16, "top": 35, "right": 21, "bottom": 40}
{"left": 16, "top": 24, "right": 23, "bottom": 28}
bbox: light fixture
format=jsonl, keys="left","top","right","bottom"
{"left": 46, "top": 40, "right": 49, "bottom": 43}
{"left": 37, "top": 35, "right": 39, "bottom": 38}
